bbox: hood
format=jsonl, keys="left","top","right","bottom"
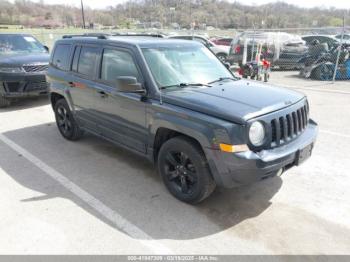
{"left": 0, "top": 53, "right": 50, "bottom": 66}
{"left": 163, "top": 80, "right": 305, "bottom": 124}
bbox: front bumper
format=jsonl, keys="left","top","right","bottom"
{"left": 0, "top": 72, "right": 49, "bottom": 98}
{"left": 205, "top": 119, "right": 318, "bottom": 188}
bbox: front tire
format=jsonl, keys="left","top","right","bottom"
{"left": 157, "top": 136, "right": 216, "bottom": 204}
{"left": 54, "top": 99, "right": 83, "bottom": 141}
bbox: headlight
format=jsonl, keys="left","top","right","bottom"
{"left": 0, "top": 67, "right": 24, "bottom": 73}
{"left": 249, "top": 121, "right": 266, "bottom": 146}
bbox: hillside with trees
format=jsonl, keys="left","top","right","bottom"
{"left": 0, "top": 0, "right": 348, "bottom": 29}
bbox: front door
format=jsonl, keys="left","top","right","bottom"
{"left": 92, "top": 47, "right": 148, "bottom": 153}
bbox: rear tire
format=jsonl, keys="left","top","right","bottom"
{"left": 0, "top": 96, "right": 11, "bottom": 108}
{"left": 54, "top": 99, "right": 83, "bottom": 141}
{"left": 157, "top": 136, "right": 216, "bottom": 204}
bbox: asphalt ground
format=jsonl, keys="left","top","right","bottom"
{"left": 0, "top": 71, "right": 349, "bottom": 255}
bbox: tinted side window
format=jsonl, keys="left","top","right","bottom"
{"left": 100, "top": 49, "right": 140, "bottom": 83}
{"left": 52, "top": 44, "right": 71, "bottom": 70}
{"left": 78, "top": 46, "right": 98, "bottom": 77}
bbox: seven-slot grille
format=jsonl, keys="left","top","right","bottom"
{"left": 23, "top": 64, "right": 49, "bottom": 73}
{"left": 270, "top": 103, "right": 309, "bottom": 147}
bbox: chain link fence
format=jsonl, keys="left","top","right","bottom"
{"left": 224, "top": 25, "right": 350, "bottom": 82}
{"left": 1, "top": 22, "right": 349, "bottom": 82}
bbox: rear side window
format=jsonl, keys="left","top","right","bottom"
{"left": 100, "top": 49, "right": 140, "bottom": 83}
{"left": 77, "top": 46, "right": 98, "bottom": 77}
{"left": 52, "top": 44, "right": 71, "bottom": 70}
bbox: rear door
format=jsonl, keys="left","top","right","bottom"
{"left": 92, "top": 46, "right": 148, "bottom": 153}
{"left": 68, "top": 44, "right": 101, "bottom": 132}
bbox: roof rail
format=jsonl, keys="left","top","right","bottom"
{"left": 112, "top": 33, "right": 165, "bottom": 38}
{"left": 62, "top": 33, "right": 110, "bottom": 39}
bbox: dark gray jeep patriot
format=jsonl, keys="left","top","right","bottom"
{"left": 47, "top": 35, "right": 318, "bottom": 204}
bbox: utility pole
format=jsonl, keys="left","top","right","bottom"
{"left": 81, "top": 0, "right": 86, "bottom": 29}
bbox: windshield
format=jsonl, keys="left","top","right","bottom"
{"left": 142, "top": 46, "right": 234, "bottom": 89}
{"left": 0, "top": 35, "right": 47, "bottom": 55}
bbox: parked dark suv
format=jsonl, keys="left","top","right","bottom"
{"left": 47, "top": 35, "right": 318, "bottom": 204}
{"left": 0, "top": 34, "right": 50, "bottom": 107}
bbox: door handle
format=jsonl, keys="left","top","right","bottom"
{"left": 97, "top": 90, "right": 108, "bottom": 98}
{"left": 69, "top": 82, "right": 86, "bottom": 89}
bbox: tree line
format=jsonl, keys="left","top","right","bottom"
{"left": 0, "top": 0, "right": 348, "bottom": 29}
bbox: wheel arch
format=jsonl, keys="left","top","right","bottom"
{"left": 50, "top": 92, "right": 65, "bottom": 109}
{"left": 152, "top": 127, "right": 205, "bottom": 163}
{"left": 150, "top": 115, "right": 215, "bottom": 163}
{"left": 50, "top": 91, "right": 75, "bottom": 112}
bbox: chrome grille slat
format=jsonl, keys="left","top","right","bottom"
{"left": 283, "top": 117, "right": 288, "bottom": 141}
{"left": 293, "top": 112, "right": 298, "bottom": 134}
{"left": 287, "top": 114, "right": 294, "bottom": 137}
{"left": 301, "top": 109, "right": 305, "bottom": 130}
{"left": 279, "top": 117, "right": 285, "bottom": 143}
{"left": 274, "top": 119, "right": 281, "bottom": 145}
{"left": 23, "top": 64, "right": 49, "bottom": 73}
{"left": 302, "top": 107, "right": 307, "bottom": 129}
{"left": 297, "top": 110, "right": 302, "bottom": 132}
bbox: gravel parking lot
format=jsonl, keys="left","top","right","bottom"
{"left": 0, "top": 71, "right": 349, "bottom": 255}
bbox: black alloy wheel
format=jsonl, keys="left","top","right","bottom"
{"left": 54, "top": 99, "right": 83, "bottom": 141}
{"left": 56, "top": 105, "right": 72, "bottom": 136}
{"left": 164, "top": 151, "right": 198, "bottom": 195}
{"left": 158, "top": 136, "right": 216, "bottom": 204}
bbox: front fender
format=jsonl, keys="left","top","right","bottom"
{"left": 150, "top": 111, "right": 215, "bottom": 149}
{"left": 148, "top": 102, "right": 246, "bottom": 149}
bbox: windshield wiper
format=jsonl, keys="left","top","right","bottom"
{"left": 208, "top": 77, "right": 238, "bottom": 84}
{"left": 160, "top": 82, "right": 211, "bottom": 90}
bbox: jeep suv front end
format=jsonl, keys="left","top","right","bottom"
{"left": 204, "top": 98, "right": 318, "bottom": 188}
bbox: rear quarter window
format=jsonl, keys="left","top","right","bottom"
{"left": 51, "top": 44, "right": 71, "bottom": 70}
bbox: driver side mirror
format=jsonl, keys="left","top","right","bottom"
{"left": 116, "top": 76, "right": 146, "bottom": 95}
{"left": 44, "top": 46, "right": 49, "bottom": 52}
